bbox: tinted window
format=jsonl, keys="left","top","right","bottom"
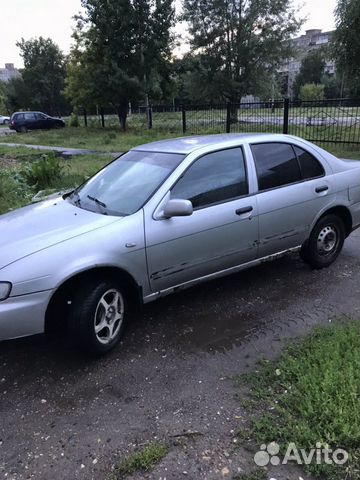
{"left": 24, "top": 113, "right": 36, "bottom": 120}
{"left": 294, "top": 146, "right": 324, "bottom": 179}
{"left": 36, "top": 113, "right": 47, "bottom": 119}
{"left": 251, "top": 143, "right": 301, "bottom": 191}
{"left": 14, "top": 113, "right": 24, "bottom": 121}
{"left": 171, "top": 148, "right": 248, "bottom": 209}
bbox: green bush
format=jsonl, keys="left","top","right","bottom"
{"left": 69, "top": 112, "right": 80, "bottom": 127}
{"left": 0, "top": 169, "right": 32, "bottom": 214}
{"left": 21, "top": 153, "right": 65, "bottom": 190}
{"left": 299, "top": 83, "right": 325, "bottom": 101}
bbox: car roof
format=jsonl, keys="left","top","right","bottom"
{"left": 12, "top": 111, "right": 46, "bottom": 115}
{"left": 132, "top": 133, "right": 299, "bottom": 154}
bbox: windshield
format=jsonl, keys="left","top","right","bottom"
{"left": 67, "top": 150, "right": 185, "bottom": 216}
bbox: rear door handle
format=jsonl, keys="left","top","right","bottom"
{"left": 315, "top": 185, "right": 328, "bottom": 193}
{"left": 236, "top": 206, "right": 253, "bottom": 215}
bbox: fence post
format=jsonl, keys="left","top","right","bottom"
{"left": 283, "top": 98, "right": 289, "bottom": 134}
{"left": 100, "top": 107, "right": 105, "bottom": 128}
{"left": 147, "top": 105, "right": 153, "bottom": 129}
{"left": 83, "top": 108, "right": 88, "bottom": 128}
{"left": 182, "top": 105, "right": 186, "bottom": 134}
{"left": 226, "top": 101, "right": 231, "bottom": 133}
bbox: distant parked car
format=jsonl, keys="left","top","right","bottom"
{"left": 0, "top": 115, "right": 10, "bottom": 125}
{"left": 0, "top": 133, "right": 359, "bottom": 355}
{"left": 9, "top": 111, "right": 65, "bottom": 133}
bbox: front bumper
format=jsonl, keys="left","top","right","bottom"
{"left": 0, "top": 290, "right": 53, "bottom": 341}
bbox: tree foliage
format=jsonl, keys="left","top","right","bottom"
{"left": 181, "top": 0, "right": 301, "bottom": 102}
{"left": 333, "top": 0, "right": 360, "bottom": 96}
{"left": 0, "top": 82, "right": 7, "bottom": 114}
{"left": 65, "top": 0, "right": 174, "bottom": 129}
{"left": 293, "top": 50, "right": 325, "bottom": 99}
{"left": 16, "top": 37, "right": 67, "bottom": 115}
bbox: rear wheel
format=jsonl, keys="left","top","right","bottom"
{"left": 300, "top": 214, "right": 345, "bottom": 269}
{"left": 68, "top": 279, "right": 128, "bottom": 355}
{"left": 19, "top": 125, "right": 27, "bottom": 133}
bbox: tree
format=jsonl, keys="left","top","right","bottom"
{"left": 332, "top": 0, "right": 360, "bottom": 96}
{"left": 65, "top": 0, "right": 174, "bottom": 130}
{"left": 321, "top": 73, "right": 342, "bottom": 99}
{"left": 17, "top": 37, "right": 67, "bottom": 115}
{"left": 293, "top": 50, "right": 325, "bottom": 99}
{"left": 299, "top": 83, "right": 325, "bottom": 101}
{"left": 0, "top": 82, "right": 7, "bottom": 114}
{"left": 181, "top": 0, "right": 301, "bottom": 103}
{"left": 3, "top": 77, "right": 31, "bottom": 112}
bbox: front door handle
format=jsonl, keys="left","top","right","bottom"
{"left": 236, "top": 206, "right": 253, "bottom": 215}
{"left": 315, "top": 185, "right": 328, "bottom": 193}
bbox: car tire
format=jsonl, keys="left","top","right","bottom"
{"left": 4, "top": 119, "right": 9, "bottom": 125}
{"left": 19, "top": 126, "right": 27, "bottom": 133}
{"left": 68, "top": 279, "right": 128, "bottom": 355}
{"left": 300, "top": 214, "right": 345, "bottom": 269}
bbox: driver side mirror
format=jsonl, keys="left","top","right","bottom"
{"left": 163, "top": 198, "right": 193, "bottom": 218}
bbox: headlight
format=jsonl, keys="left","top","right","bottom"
{"left": 0, "top": 282, "right": 12, "bottom": 301}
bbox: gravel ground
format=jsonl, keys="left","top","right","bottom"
{"left": 0, "top": 230, "right": 359, "bottom": 480}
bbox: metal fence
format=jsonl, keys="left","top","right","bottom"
{"left": 80, "top": 98, "right": 360, "bottom": 146}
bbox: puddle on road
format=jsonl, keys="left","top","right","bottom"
{"left": 137, "top": 256, "right": 301, "bottom": 354}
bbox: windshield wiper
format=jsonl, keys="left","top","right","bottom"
{"left": 87, "top": 195, "right": 107, "bottom": 209}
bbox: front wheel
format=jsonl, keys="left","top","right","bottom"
{"left": 69, "top": 279, "right": 128, "bottom": 355}
{"left": 300, "top": 214, "right": 345, "bottom": 269}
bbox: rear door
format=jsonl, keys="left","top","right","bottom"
{"left": 23, "top": 112, "right": 38, "bottom": 129}
{"left": 144, "top": 147, "right": 259, "bottom": 292}
{"left": 251, "top": 142, "right": 333, "bottom": 257}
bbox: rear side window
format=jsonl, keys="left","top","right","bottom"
{"left": 13, "top": 113, "right": 24, "bottom": 121}
{"left": 251, "top": 143, "right": 301, "bottom": 191}
{"left": 294, "top": 146, "right": 324, "bottom": 179}
{"left": 171, "top": 147, "right": 248, "bottom": 209}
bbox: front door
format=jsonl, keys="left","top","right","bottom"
{"left": 144, "top": 147, "right": 259, "bottom": 292}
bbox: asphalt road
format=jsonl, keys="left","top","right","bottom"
{"left": 0, "top": 231, "right": 359, "bottom": 480}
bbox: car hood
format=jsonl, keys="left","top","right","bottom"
{"left": 0, "top": 197, "right": 122, "bottom": 270}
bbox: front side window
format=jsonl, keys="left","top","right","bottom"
{"left": 68, "top": 151, "right": 185, "bottom": 216}
{"left": 294, "top": 146, "right": 324, "bottom": 179}
{"left": 170, "top": 147, "right": 248, "bottom": 209}
{"left": 251, "top": 143, "right": 301, "bottom": 191}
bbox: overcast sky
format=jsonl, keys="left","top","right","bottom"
{"left": 0, "top": 0, "right": 337, "bottom": 68}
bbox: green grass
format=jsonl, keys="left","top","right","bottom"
{"left": 235, "top": 321, "right": 360, "bottom": 480}
{"left": 0, "top": 145, "right": 114, "bottom": 214}
{"left": 107, "top": 442, "right": 169, "bottom": 479}
{"left": 0, "top": 127, "right": 178, "bottom": 152}
{"left": 0, "top": 123, "right": 359, "bottom": 158}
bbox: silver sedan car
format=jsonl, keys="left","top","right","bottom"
{"left": 0, "top": 115, "right": 10, "bottom": 125}
{"left": 1, "top": 134, "right": 359, "bottom": 354}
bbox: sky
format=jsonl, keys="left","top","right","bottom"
{"left": 0, "top": 0, "right": 337, "bottom": 68}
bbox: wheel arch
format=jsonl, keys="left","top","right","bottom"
{"left": 45, "top": 266, "right": 142, "bottom": 334}
{"left": 317, "top": 205, "right": 352, "bottom": 237}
